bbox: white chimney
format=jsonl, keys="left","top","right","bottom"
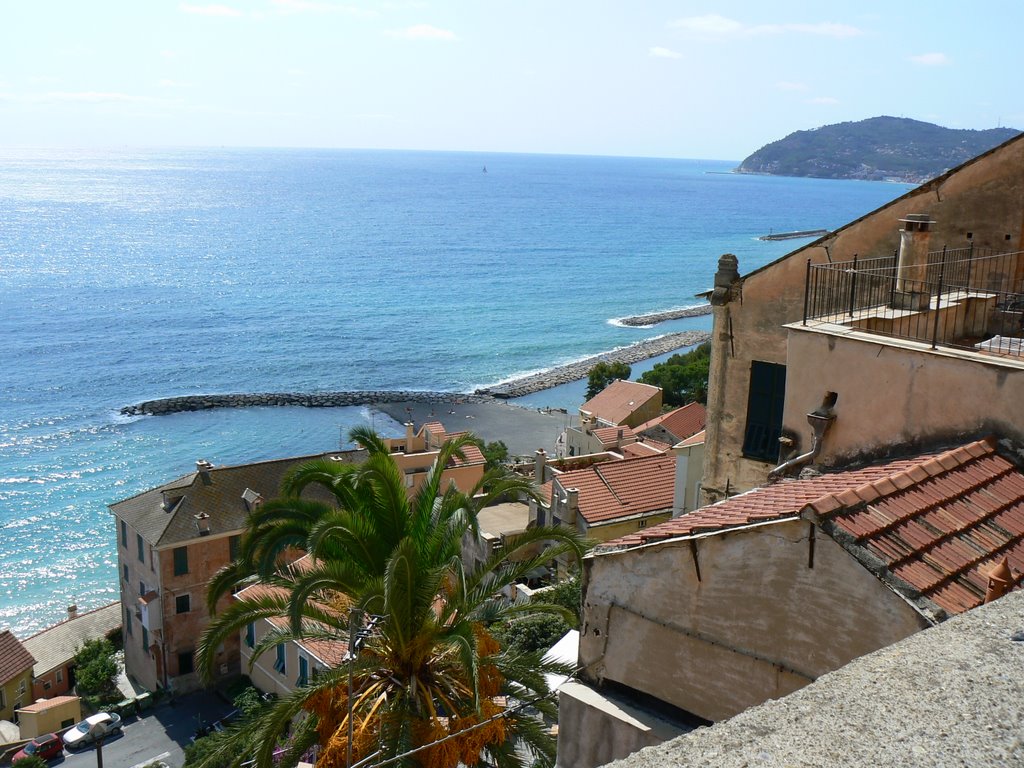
{"left": 535, "top": 449, "right": 547, "bottom": 484}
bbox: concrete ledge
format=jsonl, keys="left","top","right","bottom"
{"left": 604, "top": 590, "right": 1024, "bottom": 767}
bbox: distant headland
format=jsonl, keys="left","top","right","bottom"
{"left": 736, "top": 116, "right": 1021, "bottom": 184}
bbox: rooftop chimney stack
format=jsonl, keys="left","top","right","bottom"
{"left": 565, "top": 488, "right": 579, "bottom": 525}
{"left": 405, "top": 422, "right": 415, "bottom": 449}
{"left": 196, "top": 459, "right": 214, "bottom": 484}
{"left": 535, "top": 449, "right": 547, "bottom": 484}
{"left": 893, "top": 214, "right": 936, "bottom": 309}
{"left": 67, "top": 604, "right": 78, "bottom": 621}
{"left": 194, "top": 512, "right": 211, "bottom": 536}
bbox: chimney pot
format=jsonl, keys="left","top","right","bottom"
{"left": 67, "top": 604, "right": 78, "bottom": 620}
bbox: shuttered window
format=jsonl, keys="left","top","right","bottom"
{"left": 742, "top": 361, "right": 787, "bottom": 462}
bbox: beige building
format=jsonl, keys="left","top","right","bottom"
{"left": 0, "top": 631, "right": 34, "bottom": 723}
{"left": 382, "top": 421, "right": 486, "bottom": 497}
{"left": 563, "top": 380, "right": 663, "bottom": 457}
{"left": 110, "top": 451, "right": 362, "bottom": 694}
{"left": 23, "top": 602, "right": 121, "bottom": 700}
{"left": 14, "top": 696, "right": 81, "bottom": 739}
{"left": 701, "top": 132, "right": 1024, "bottom": 503}
{"left": 560, "top": 437, "right": 1024, "bottom": 768}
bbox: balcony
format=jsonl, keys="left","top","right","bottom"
{"left": 803, "top": 247, "right": 1024, "bottom": 359}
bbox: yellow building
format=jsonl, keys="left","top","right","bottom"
{"left": 0, "top": 630, "right": 35, "bottom": 723}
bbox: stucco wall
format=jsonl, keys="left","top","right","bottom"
{"left": 159, "top": 533, "right": 241, "bottom": 693}
{"left": 0, "top": 671, "right": 31, "bottom": 722}
{"left": 701, "top": 135, "right": 1024, "bottom": 502}
{"left": 583, "top": 513, "right": 673, "bottom": 545}
{"left": 782, "top": 326, "right": 1024, "bottom": 462}
{"left": 578, "top": 519, "right": 930, "bottom": 727}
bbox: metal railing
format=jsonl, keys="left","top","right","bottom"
{"left": 803, "top": 247, "right": 1024, "bottom": 357}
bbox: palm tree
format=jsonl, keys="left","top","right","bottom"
{"left": 196, "top": 428, "right": 587, "bottom": 768}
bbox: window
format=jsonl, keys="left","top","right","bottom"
{"left": 43, "top": 680, "right": 51, "bottom": 690}
{"left": 139, "top": 580, "right": 146, "bottom": 596}
{"left": 178, "top": 652, "right": 195, "bottom": 676}
{"left": 175, "top": 594, "right": 191, "bottom": 614}
{"left": 229, "top": 535, "right": 241, "bottom": 561}
{"left": 126, "top": 610, "right": 133, "bottom": 636}
{"left": 142, "top": 627, "right": 149, "bottom": 654}
{"left": 56, "top": 669, "right": 63, "bottom": 683}
{"left": 638, "top": 519, "right": 647, "bottom": 528}
{"left": 122, "top": 564, "right": 129, "bottom": 583}
{"left": 742, "top": 361, "right": 787, "bottom": 462}
{"left": 120, "top": 520, "right": 128, "bottom": 547}
{"left": 137, "top": 533, "right": 145, "bottom": 563}
{"left": 297, "top": 655, "right": 309, "bottom": 687}
{"left": 173, "top": 546, "right": 189, "bottom": 576}
{"left": 0, "top": 689, "right": 4, "bottom": 708}
{"left": 245, "top": 623, "right": 255, "bottom": 648}
{"left": 274, "top": 644, "right": 286, "bottom": 675}
{"left": 18, "top": 679, "right": 26, "bottom": 695}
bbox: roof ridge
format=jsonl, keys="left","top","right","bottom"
{"left": 24, "top": 601, "right": 120, "bottom": 640}
{"left": 593, "top": 464, "right": 626, "bottom": 507}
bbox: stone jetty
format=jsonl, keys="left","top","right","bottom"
{"left": 479, "top": 330, "right": 710, "bottom": 398}
{"left": 617, "top": 304, "right": 713, "bottom": 327}
{"left": 121, "top": 330, "right": 711, "bottom": 415}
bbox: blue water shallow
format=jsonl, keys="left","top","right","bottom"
{"left": 0, "top": 147, "right": 912, "bottom": 636}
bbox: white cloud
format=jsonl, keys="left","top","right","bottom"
{"left": 670, "top": 14, "right": 861, "bottom": 39}
{"left": 179, "top": 3, "right": 244, "bottom": 17}
{"left": 775, "top": 81, "right": 808, "bottom": 91}
{"left": 909, "top": 52, "right": 951, "bottom": 66}
{"left": 649, "top": 47, "right": 682, "bottom": 59}
{"left": 386, "top": 24, "right": 458, "bottom": 41}
{"left": 807, "top": 96, "right": 840, "bottom": 105}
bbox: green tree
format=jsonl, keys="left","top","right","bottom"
{"left": 12, "top": 756, "right": 48, "bottom": 768}
{"left": 481, "top": 440, "right": 509, "bottom": 471}
{"left": 73, "top": 638, "right": 119, "bottom": 699}
{"left": 585, "top": 361, "right": 631, "bottom": 400}
{"left": 639, "top": 342, "right": 711, "bottom": 406}
{"left": 197, "top": 428, "right": 588, "bottom": 768}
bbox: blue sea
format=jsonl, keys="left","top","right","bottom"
{"left": 0, "top": 148, "right": 912, "bottom": 636}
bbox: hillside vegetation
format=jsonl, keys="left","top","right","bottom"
{"left": 737, "top": 116, "right": 1020, "bottom": 183}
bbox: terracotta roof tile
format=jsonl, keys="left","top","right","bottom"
{"left": 580, "top": 379, "right": 662, "bottom": 426}
{"left": 0, "top": 630, "right": 35, "bottom": 686}
{"left": 606, "top": 437, "right": 1024, "bottom": 615}
{"left": 634, "top": 403, "right": 708, "bottom": 443}
{"left": 553, "top": 454, "right": 676, "bottom": 525}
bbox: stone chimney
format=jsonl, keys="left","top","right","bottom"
{"left": 535, "top": 449, "right": 547, "bottom": 484}
{"left": 710, "top": 253, "right": 740, "bottom": 306}
{"left": 67, "top": 604, "right": 78, "bottom": 621}
{"left": 194, "top": 511, "right": 211, "bottom": 536}
{"left": 196, "top": 459, "right": 214, "bottom": 484}
{"left": 893, "top": 214, "right": 936, "bottom": 308}
{"left": 564, "top": 488, "right": 579, "bottom": 525}
{"left": 405, "top": 422, "right": 415, "bottom": 449}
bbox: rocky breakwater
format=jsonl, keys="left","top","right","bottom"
{"left": 121, "top": 390, "right": 495, "bottom": 417}
{"left": 479, "top": 330, "right": 711, "bottom": 399}
{"left": 617, "top": 304, "right": 712, "bottom": 327}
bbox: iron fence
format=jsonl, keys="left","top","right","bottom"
{"left": 803, "top": 247, "right": 1024, "bottom": 357}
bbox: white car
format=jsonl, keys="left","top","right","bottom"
{"left": 62, "top": 712, "right": 122, "bottom": 749}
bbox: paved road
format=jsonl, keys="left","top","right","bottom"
{"left": 58, "top": 693, "right": 235, "bottom": 768}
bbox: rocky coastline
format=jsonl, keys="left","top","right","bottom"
{"left": 120, "top": 330, "right": 711, "bottom": 416}
{"left": 617, "top": 304, "right": 712, "bottom": 327}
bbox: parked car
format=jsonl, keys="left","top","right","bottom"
{"left": 12, "top": 732, "right": 63, "bottom": 762}
{"left": 62, "top": 712, "right": 122, "bottom": 749}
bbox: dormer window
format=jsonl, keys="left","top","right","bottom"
{"left": 241, "top": 488, "right": 263, "bottom": 513}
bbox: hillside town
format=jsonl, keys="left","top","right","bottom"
{"left": 4, "top": 132, "right": 1024, "bottom": 768}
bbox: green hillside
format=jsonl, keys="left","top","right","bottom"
{"left": 737, "top": 116, "right": 1020, "bottom": 183}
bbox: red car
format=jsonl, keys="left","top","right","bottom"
{"left": 12, "top": 732, "right": 63, "bottom": 762}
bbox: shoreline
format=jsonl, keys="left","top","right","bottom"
{"left": 120, "top": 330, "right": 711, "bottom": 416}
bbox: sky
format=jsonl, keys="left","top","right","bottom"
{"left": 2, "top": 0, "right": 1022, "bottom": 159}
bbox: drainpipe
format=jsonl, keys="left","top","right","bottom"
{"left": 768, "top": 392, "right": 838, "bottom": 480}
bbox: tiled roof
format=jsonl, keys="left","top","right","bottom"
{"left": 605, "top": 452, "right": 942, "bottom": 549}
{"left": 441, "top": 431, "right": 486, "bottom": 467}
{"left": 635, "top": 402, "right": 707, "bottom": 442}
{"left": 553, "top": 454, "right": 676, "bottom": 525}
{"left": 110, "top": 451, "right": 363, "bottom": 547}
{"left": 593, "top": 425, "right": 636, "bottom": 446}
{"left": 605, "top": 438, "right": 1024, "bottom": 616}
{"left": 17, "top": 696, "right": 79, "bottom": 713}
{"left": 23, "top": 602, "right": 121, "bottom": 676}
{"left": 677, "top": 429, "right": 706, "bottom": 448}
{"left": 0, "top": 630, "right": 35, "bottom": 685}
{"left": 808, "top": 438, "right": 1024, "bottom": 614}
{"left": 580, "top": 380, "right": 661, "bottom": 426}
{"left": 620, "top": 440, "right": 671, "bottom": 458}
